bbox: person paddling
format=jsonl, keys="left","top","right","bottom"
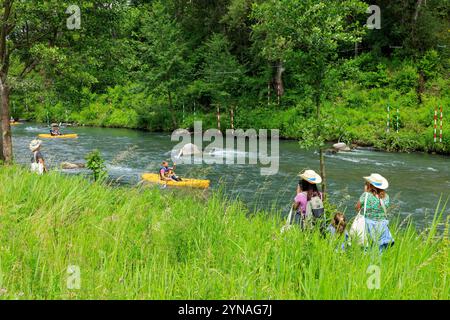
{"left": 50, "top": 123, "right": 62, "bottom": 136}
{"left": 159, "top": 161, "right": 182, "bottom": 182}
{"left": 355, "top": 173, "right": 394, "bottom": 251}
{"left": 292, "top": 170, "right": 325, "bottom": 229}
{"left": 29, "top": 140, "right": 47, "bottom": 175}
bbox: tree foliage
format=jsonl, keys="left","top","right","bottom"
{"left": 1, "top": 0, "right": 449, "bottom": 162}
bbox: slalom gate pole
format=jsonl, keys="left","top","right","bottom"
{"left": 434, "top": 106, "right": 438, "bottom": 143}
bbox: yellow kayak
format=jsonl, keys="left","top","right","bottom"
{"left": 10, "top": 122, "right": 22, "bottom": 126}
{"left": 38, "top": 134, "right": 78, "bottom": 139}
{"left": 142, "top": 173, "right": 210, "bottom": 189}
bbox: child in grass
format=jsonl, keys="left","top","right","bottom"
{"left": 327, "top": 212, "right": 349, "bottom": 250}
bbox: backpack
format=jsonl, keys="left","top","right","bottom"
{"left": 349, "top": 192, "right": 368, "bottom": 246}
{"left": 306, "top": 195, "right": 324, "bottom": 218}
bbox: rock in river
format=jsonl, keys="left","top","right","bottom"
{"left": 333, "top": 142, "right": 351, "bottom": 152}
{"left": 61, "top": 162, "right": 86, "bottom": 170}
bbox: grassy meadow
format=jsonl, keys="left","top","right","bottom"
{"left": 0, "top": 166, "right": 448, "bottom": 300}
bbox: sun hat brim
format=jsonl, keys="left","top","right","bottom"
{"left": 364, "top": 176, "right": 389, "bottom": 190}
{"left": 29, "top": 140, "right": 42, "bottom": 152}
{"left": 299, "top": 173, "right": 322, "bottom": 184}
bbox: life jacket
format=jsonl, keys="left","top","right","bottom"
{"left": 160, "top": 166, "right": 170, "bottom": 177}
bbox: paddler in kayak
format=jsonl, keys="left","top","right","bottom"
{"left": 50, "top": 123, "right": 63, "bottom": 136}
{"left": 10, "top": 116, "right": 19, "bottom": 124}
{"left": 159, "top": 161, "right": 182, "bottom": 182}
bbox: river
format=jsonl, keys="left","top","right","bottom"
{"left": 11, "top": 123, "right": 450, "bottom": 227}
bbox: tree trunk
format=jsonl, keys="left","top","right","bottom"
{"left": 319, "top": 148, "right": 326, "bottom": 196}
{"left": 411, "top": 0, "right": 424, "bottom": 51}
{"left": 0, "top": 112, "right": 3, "bottom": 161}
{"left": 413, "top": 0, "right": 424, "bottom": 23}
{"left": 317, "top": 97, "right": 326, "bottom": 195}
{"left": 167, "top": 89, "right": 178, "bottom": 129}
{"left": 274, "top": 60, "right": 285, "bottom": 104}
{"left": 417, "top": 71, "right": 425, "bottom": 104}
{"left": 0, "top": 0, "right": 13, "bottom": 164}
{"left": 0, "top": 81, "right": 12, "bottom": 163}
{"left": 314, "top": 75, "right": 326, "bottom": 195}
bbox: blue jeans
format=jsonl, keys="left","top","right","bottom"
{"left": 365, "top": 218, "right": 395, "bottom": 252}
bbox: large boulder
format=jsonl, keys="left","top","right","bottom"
{"left": 177, "top": 143, "right": 202, "bottom": 157}
{"left": 171, "top": 128, "right": 192, "bottom": 137}
{"left": 333, "top": 142, "right": 351, "bottom": 152}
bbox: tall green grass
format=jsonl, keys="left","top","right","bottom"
{"left": 0, "top": 166, "right": 448, "bottom": 299}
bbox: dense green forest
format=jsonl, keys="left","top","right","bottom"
{"left": 2, "top": 0, "right": 450, "bottom": 157}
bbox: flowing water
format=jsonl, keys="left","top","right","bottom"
{"left": 11, "top": 123, "right": 450, "bottom": 227}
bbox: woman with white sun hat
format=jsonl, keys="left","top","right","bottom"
{"left": 29, "top": 139, "right": 47, "bottom": 175}
{"left": 356, "top": 173, "right": 390, "bottom": 220}
{"left": 292, "top": 169, "right": 324, "bottom": 229}
{"left": 355, "top": 173, "right": 394, "bottom": 251}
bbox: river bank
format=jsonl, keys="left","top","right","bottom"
{"left": 0, "top": 166, "right": 448, "bottom": 299}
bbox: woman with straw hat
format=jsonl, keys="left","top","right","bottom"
{"left": 292, "top": 169, "right": 324, "bottom": 229}
{"left": 356, "top": 173, "right": 390, "bottom": 221}
{"left": 29, "top": 139, "right": 47, "bottom": 175}
{"left": 355, "top": 173, "right": 394, "bottom": 251}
